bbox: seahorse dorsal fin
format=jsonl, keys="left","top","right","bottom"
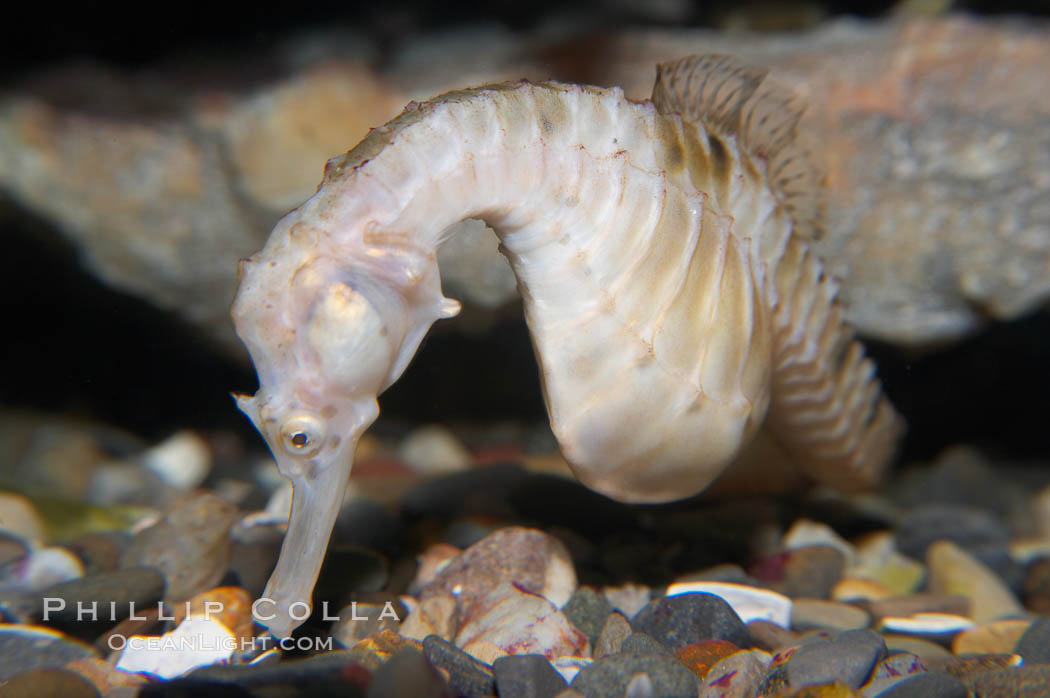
{"left": 652, "top": 54, "right": 825, "bottom": 241}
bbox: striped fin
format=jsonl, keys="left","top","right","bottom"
{"left": 651, "top": 54, "right": 824, "bottom": 241}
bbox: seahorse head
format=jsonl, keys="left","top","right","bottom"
{"left": 229, "top": 207, "right": 457, "bottom": 636}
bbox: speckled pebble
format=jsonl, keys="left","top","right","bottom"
{"left": 964, "top": 665, "right": 1050, "bottom": 697}
{"left": 786, "top": 628, "right": 887, "bottom": 688}
{"left": 422, "top": 634, "right": 495, "bottom": 698}
{"left": 858, "top": 652, "right": 926, "bottom": 696}
{"left": 621, "top": 632, "right": 671, "bottom": 656}
{"left": 594, "top": 611, "right": 632, "bottom": 658}
{"left": 563, "top": 587, "right": 613, "bottom": 644}
{"left": 493, "top": 654, "right": 568, "bottom": 698}
{"left": 673, "top": 640, "right": 740, "bottom": 678}
{"left": 699, "top": 648, "right": 770, "bottom": 697}
{"left": 570, "top": 653, "right": 698, "bottom": 698}
{"left": 631, "top": 593, "right": 750, "bottom": 650}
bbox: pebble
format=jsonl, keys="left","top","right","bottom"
{"left": 622, "top": 632, "right": 671, "bottom": 656}
{"left": 563, "top": 587, "right": 613, "bottom": 644}
{"left": 594, "top": 611, "right": 632, "bottom": 658}
{"left": 791, "top": 599, "right": 870, "bottom": 632}
{"left": 184, "top": 650, "right": 371, "bottom": 695}
{"left": 64, "top": 657, "right": 149, "bottom": 694}
{"left": 422, "top": 635, "right": 495, "bottom": 698}
{"left": 881, "top": 635, "right": 953, "bottom": 660}
{"left": 858, "top": 652, "right": 926, "bottom": 697}
{"left": 0, "top": 625, "right": 98, "bottom": 681}
{"left": 847, "top": 532, "right": 925, "bottom": 596}
{"left": 368, "top": 647, "right": 453, "bottom": 698}
{"left": 120, "top": 491, "right": 239, "bottom": 603}
{"left": 0, "top": 491, "right": 46, "bottom": 542}
{"left": 115, "top": 616, "right": 236, "bottom": 679}
{"left": 493, "top": 654, "right": 568, "bottom": 698}
{"left": 410, "top": 542, "right": 462, "bottom": 593}
{"left": 331, "top": 601, "right": 403, "bottom": 649}
{"left": 0, "top": 588, "right": 41, "bottom": 623}
{"left": 871, "top": 671, "right": 967, "bottom": 698}
{"left": 63, "top": 532, "right": 126, "bottom": 575}
{"left": 699, "top": 648, "right": 770, "bottom": 697}
{"left": 172, "top": 586, "right": 256, "bottom": 642}
{"left": 400, "top": 595, "right": 458, "bottom": 642}
{"left": 417, "top": 526, "right": 576, "bottom": 614}
{"left": 1014, "top": 616, "right": 1050, "bottom": 664}
{"left": 864, "top": 592, "right": 971, "bottom": 621}
{"left": 665, "top": 581, "right": 792, "bottom": 627}
{"left": 783, "top": 519, "right": 857, "bottom": 565}
{"left": 550, "top": 656, "right": 593, "bottom": 684}
{"left": 350, "top": 628, "right": 422, "bottom": 670}
{"left": 674, "top": 640, "right": 740, "bottom": 677}
{"left": 602, "top": 583, "right": 651, "bottom": 619}
{"left": 761, "top": 545, "right": 846, "bottom": 599}
{"left": 0, "top": 531, "right": 28, "bottom": 566}
{"left": 786, "top": 628, "right": 887, "bottom": 688}
{"left": 631, "top": 593, "right": 750, "bottom": 650}
{"left": 141, "top": 430, "right": 212, "bottom": 490}
{"left": 570, "top": 653, "right": 698, "bottom": 698}
{"left": 877, "top": 613, "right": 975, "bottom": 640}
{"left": 951, "top": 618, "right": 1031, "bottom": 655}
{"left": 1022, "top": 556, "right": 1050, "bottom": 614}
{"left": 924, "top": 653, "right": 1022, "bottom": 680}
{"left": 746, "top": 619, "right": 800, "bottom": 651}
{"left": 895, "top": 504, "right": 1009, "bottom": 561}
{"left": 832, "top": 578, "right": 896, "bottom": 603}
{"left": 0, "top": 667, "right": 101, "bottom": 697}
{"left": 926, "top": 540, "right": 1024, "bottom": 623}
{"left": 398, "top": 425, "right": 473, "bottom": 474}
{"left": 39, "top": 566, "right": 165, "bottom": 630}
{"left": 0, "top": 546, "right": 84, "bottom": 592}
{"left": 455, "top": 583, "right": 589, "bottom": 660}
{"left": 965, "top": 665, "right": 1050, "bottom": 697}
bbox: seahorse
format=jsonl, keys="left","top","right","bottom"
{"left": 231, "top": 55, "right": 903, "bottom": 637}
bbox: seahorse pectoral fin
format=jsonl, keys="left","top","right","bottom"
{"left": 259, "top": 433, "right": 361, "bottom": 638}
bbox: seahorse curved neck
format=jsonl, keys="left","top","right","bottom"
{"left": 310, "top": 81, "right": 789, "bottom": 502}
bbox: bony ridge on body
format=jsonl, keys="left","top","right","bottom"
{"left": 231, "top": 54, "right": 903, "bottom": 637}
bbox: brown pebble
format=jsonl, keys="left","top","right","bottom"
{"left": 791, "top": 599, "right": 871, "bottom": 632}
{"left": 1022, "top": 556, "right": 1050, "bottom": 614}
{"left": 925, "top": 653, "right": 1022, "bottom": 679}
{"left": 951, "top": 618, "right": 1032, "bottom": 655}
{"left": 747, "top": 619, "right": 801, "bottom": 651}
{"left": 777, "top": 546, "right": 846, "bottom": 599}
{"left": 400, "top": 595, "right": 458, "bottom": 642}
{"left": 65, "top": 658, "right": 147, "bottom": 694}
{"left": 0, "top": 668, "right": 101, "bottom": 697}
{"left": 674, "top": 639, "right": 739, "bottom": 678}
{"left": 863, "top": 592, "right": 971, "bottom": 621}
{"left": 594, "top": 611, "right": 631, "bottom": 658}
{"left": 172, "top": 586, "right": 255, "bottom": 642}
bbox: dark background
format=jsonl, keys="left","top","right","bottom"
{"left": 2, "top": 0, "right": 1049, "bottom": 466}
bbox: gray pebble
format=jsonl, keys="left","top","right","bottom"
{"left": 631, "top": 593, "right": 749, "bottom": 650}
{"left": 874, "top": 671, "right": 967, "bottom": 698}
{"left": 1015, "top": 617, "right": 1050, "bottom": 665}
{"left": 368, "top": 648, "right": 452, "bottom": 698}
{"left": 494, "top": 654, "right": 568, "bottom": 698}
{"left": 895, "top": 504, "right": 1008, "bottom": 560}
{"left": 786, "top": 628, "right": 887, "bottom": 688}
{"left": 422, "top": 634, "right": 495, "bottom": 698}
{"left": 40, "top": 567, "right": 165, "bottom": 629}
{"left": 563, "top": 588, "right": 613, "bottom": 644}
{"left": 621, "top": 633, "right": 670, "bottom": 656}
{"left": 965, "top": 665, "right": 1050, "bottom": 697}
{"left": 0, "top": 626, "right": 98, "bottom": 681}
{"left": 571, "top": 653, "right": 697, "bottom": 698}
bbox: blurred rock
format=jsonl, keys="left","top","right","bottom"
{"left": 120, "top": 491, "right": 238, "bottom": 603}
{"left": 142, "top": 431, "right": 212, "bottom": 491}
{"left": 398, "top": 425, "right": 472, "bottom": 475}
{"left": 0, "top": 625, "right": 99, "bottom": 681}
{"left": 0, "top": 491, "right": 46, "bottom": 542}
{"left": 0, "top": 546, "right": 84, "bottom": 593}
{"left": 2, "top": 17, "right": 1047, "bottom": 350}
{"left": 926, "top": 541, "right": 1023, "bottom": 623}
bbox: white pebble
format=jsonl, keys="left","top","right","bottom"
{"left": 143, "top": 431, "right": 211, "bottom": 490}
{"left": 665, "top": 581, "right": 792, "bottom": 627}
{"left": 879, "top": 612, "right": 976, "bottom": 635}
{"left": 116, "top": 616, "right": 236, "bottom": 679}
{"left": 398, "top": 425, "right": 472, "bottom": 474}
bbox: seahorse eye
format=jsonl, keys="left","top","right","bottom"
{"left": 279, "top": 415, "right": 325, "bottom": 456}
